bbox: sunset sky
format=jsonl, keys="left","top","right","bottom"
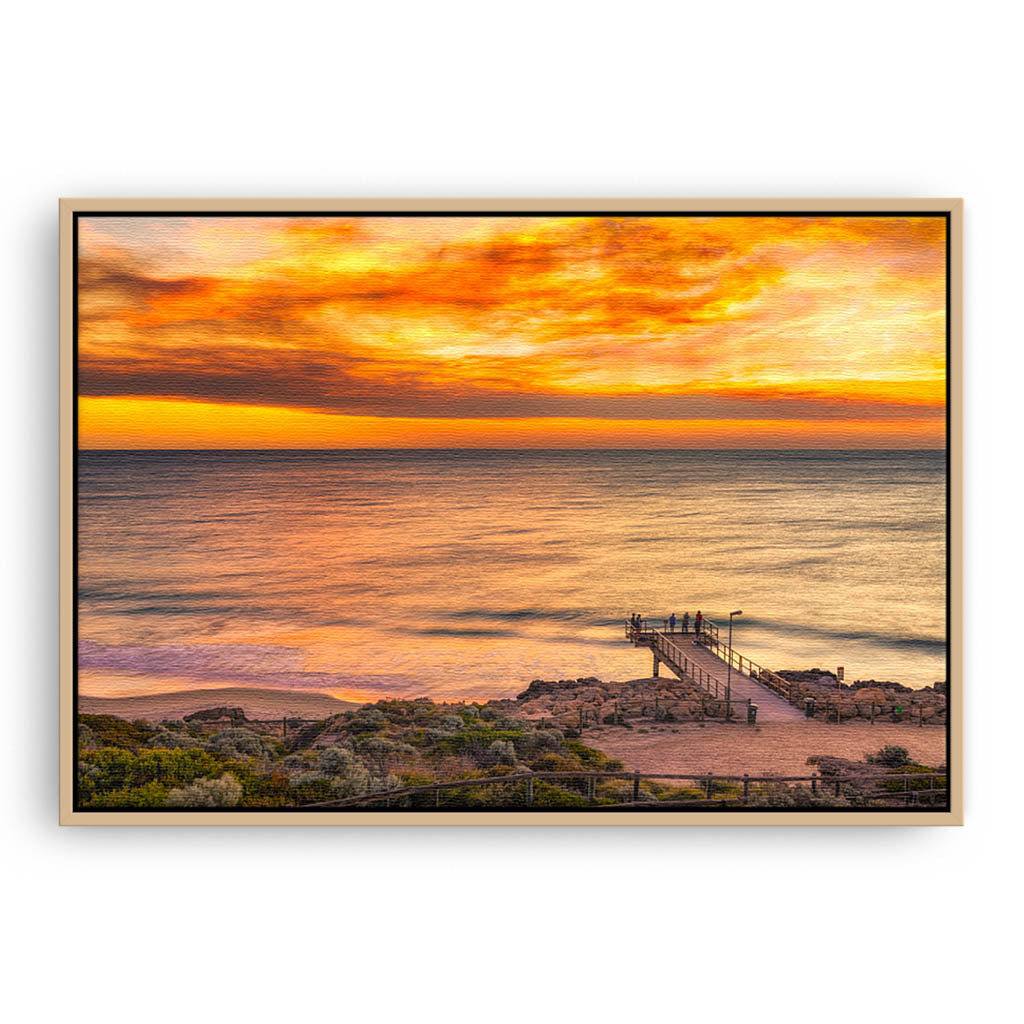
{"left": 77, "top": 215, "right": 947, "bottom": 448}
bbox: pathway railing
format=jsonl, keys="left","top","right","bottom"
{"left": 304, "top": 768, "right": 948, "bottom": 809}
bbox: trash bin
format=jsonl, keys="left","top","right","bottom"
{"left": 747, "top": 703, "right": 758, "bottom": 725}
{"left": 804, "top": 697, "right": 816, "bottom": 718}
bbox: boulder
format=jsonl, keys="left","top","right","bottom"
{"left": 183, "top": 706, "right": 247, "bottom": 725}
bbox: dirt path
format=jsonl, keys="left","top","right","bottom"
{"left": 584, "top": 720, "right": 946, "bottom": 776}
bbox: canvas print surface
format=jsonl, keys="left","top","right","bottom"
{"left": 70, "top": 210, "right": 952, "bottom": 817}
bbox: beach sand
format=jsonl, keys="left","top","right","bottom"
{"left": 583, "top": 720, "right": 947, "bottom": 776}
{"left": 79, "top": 687, "right": 355, "bottom": 721}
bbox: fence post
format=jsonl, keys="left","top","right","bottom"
{"left": 587, "top": 776, "right": 596, "bottom": 801}
{"left": 811, "top": 773, "right": 818, "bottom": 795}
{"left": 904, "top": 773, "right": 910, "bottom": 807}
{"left": 834, "top": 778, "right": 841, "bottom": 798}
{"left": 525, "top": 775, "right": 534, "bottom": 807}
{"left": 434, "top": 784, "right": 440, "bottom": 808}
{"left": 743, "top": 774, "right": 749, "bottom": 803}
{"left": 633, "top": 772, "right": 640, "bottom": 802}
{"left": 705, "top": 773, "right": 713, "bottom": 799}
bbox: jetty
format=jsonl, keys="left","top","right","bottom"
{"left": 625, "top": 616, "right": 805, "bottom": 723}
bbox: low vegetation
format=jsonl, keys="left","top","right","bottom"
{"left": 77, "top": 702, "right": 947, "bottom": 812}
{"left": 76, "top": 702, "right": 625, "bottom": 810}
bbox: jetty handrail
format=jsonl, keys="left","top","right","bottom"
{"left": 304, "top": 768, "right": 948, "bottom": 809}
{"left": 652, "top": 629, "right": 728, "bottom": 699}
{"left": 627, "top": 617, "right": 792, "bottom": 701}
{"left": 625, "top": 620, "right": 730, "bottom": 700}
{"left": 626, "top": 617, "right": 718, "bottom": 641}
{"left": 699, "top": 629, "right": 794, "bottom": 701}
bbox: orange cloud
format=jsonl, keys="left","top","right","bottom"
{"left": 77, "top": 215, "right": 947, "bottom": 448}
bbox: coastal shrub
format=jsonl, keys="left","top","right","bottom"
{"left": 530, "top": 781, "right": 587, "bottom": 808}
{"left": 597, "top": 780, "right": 635, "bottom": 803}
{"left": 346, "top": 708, "right": 388, "bottom": 733}
{"left": 434, "top": 728, "right": 522, "bottom": 758}
{"left": 77, "top": 746, "right": 231, "bottom": 801}
{"left": 132, "top": 747, "right": 221, "bottom": 788}
{"left": 746, "top": 783, "right": 846, "bottom": 808}
{"left": 282, "top": 753, "right": 311, "bottom": 773}
{"left": 317, "top": 745, "right": 359, "bottom": 775}
{"left": 208, "top": 728, "right": 278, "bottom": 760}
{"left": 79, "top": 714, "right": 157, "bottom": 751}
{"left": 529, "top": 752, "right": 577, "bottom": 772}
{"left": 880, "top": 765, "right": 946, "bottom": 804}
{"left": 317, "top": 746, "right": 371, "bottom": 796}
{"left": 289, "top": 770, "right": 329, "bottom": 787}
{"left": 85, "top": 780, "right": 170, "bottom": 809}
{"left": 146, "top": 729, "right": 205, "bottom": 751}
{"left": 867, "top": 745, "right": 912, "bottom": 768}
{"left": 166, "top": 773, "right": 243, "bottom": 808}
{"left": 653, "top": 784, "right": 705, "bottom": 802}
{"left": 421, "top": 728, "right": 458, "bottom": 746}
{"left": 563, "top": 741, "right": 623, "bottom": 773}
{"left": 486, "top": 739, "right": 517, "bottom": 766}
{"left": 358, "top": 737, "right": 415, "bottom": 778}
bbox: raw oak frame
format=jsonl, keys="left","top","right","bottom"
{"left": 58, "top": 197, "right": 964, "bottom": 826}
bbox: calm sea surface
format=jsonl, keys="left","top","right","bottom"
{"left": 77, "top": 450, "right": 947, "bottom": 700}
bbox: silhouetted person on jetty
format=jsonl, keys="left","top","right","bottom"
{"left": 669, "top": 612, "right": 676, "bottom": 632}
{"left": 694, "top": 610, "right": 703, "bottom": 644}
{"left": 682, "top": 611, "right": 690, "bottom": 633}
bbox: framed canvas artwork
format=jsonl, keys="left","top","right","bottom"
{"left": 59, "top": 199, "right": 962, "bottom": 824}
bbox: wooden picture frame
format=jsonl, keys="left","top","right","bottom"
{"left": 59, "top": 198, "right": 963, "bottom": 825}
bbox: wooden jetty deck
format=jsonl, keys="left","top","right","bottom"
{"left": 625, "top": 617, "right": 805, "bottom": 723}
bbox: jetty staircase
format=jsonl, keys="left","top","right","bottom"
{"left": 625, "top": 616, "right": 805, "bottom": 723}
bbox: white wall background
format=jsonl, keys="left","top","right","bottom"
{"left": 3, "top": 2, "right": 1020, "bottom": 1021}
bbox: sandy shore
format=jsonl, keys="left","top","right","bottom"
{"left": 584, "top": 720, "right": 946, "bottom": 775}
{"left": 79, "top": 688, "right": 355, "bottom": 721}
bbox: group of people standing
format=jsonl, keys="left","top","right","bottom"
{"left": 630, "top": 610, "right": 704, "bottom": 636}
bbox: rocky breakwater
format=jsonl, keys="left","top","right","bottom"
{"left": 497, "top": 676, "right": 739, "bottom": 732}
{"left": 776, "top": 669, "right": 947, "bottom": 725}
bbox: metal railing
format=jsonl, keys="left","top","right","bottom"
{"left": 626, "top": 617, "right": 718, "bottom": 641}
{"left": 625, "top": 620, "right": 732, "bottom": 704}
{"left": 699, "top": 627, "right": 795, "bottom": 701}
{"left": 627, "top": 616, "right": 793, "bottom": 704}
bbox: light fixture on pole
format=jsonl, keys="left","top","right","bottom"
{"left": 727, "top": 610, "right": 742, "bottom": 720}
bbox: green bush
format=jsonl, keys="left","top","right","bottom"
{"left": 167, "top": 773, "right": 243, "bottom": 807}
{"left": 867, "top": 745, "right": 911, "bottom": 768}
{"left": 79, "top": 715, "right": 157, "bottom": 751}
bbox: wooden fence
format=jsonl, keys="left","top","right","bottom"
{"left": 304, "top": 768, "right": 948, "bottom": 810}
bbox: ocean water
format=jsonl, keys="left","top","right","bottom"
{"left": 77, "top": 450, "right": 947, "bottom": 701}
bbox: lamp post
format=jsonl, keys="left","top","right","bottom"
{"left": 727, "top": 610, "right": 742, "bottom": 720}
